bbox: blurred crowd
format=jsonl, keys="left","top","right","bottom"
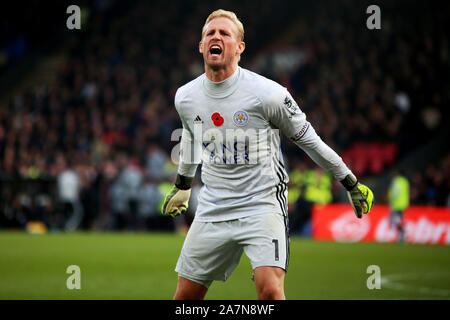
{"left": 409, "top": 153, "right": 450, "bottom": 207}
{"left": 0, "top": 0, "right": 448, "bottom": 232}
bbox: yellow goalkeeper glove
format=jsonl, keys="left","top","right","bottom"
{"left": 341, "top": 173, "right": 374, "bottom": 218}
{"left": 161, "top": 174, "right": 193, "bottom": 217}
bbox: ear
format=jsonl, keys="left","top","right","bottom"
{"left": 199, "top": 41, "right": 203, "bottom": 54}
{"left": 236, "top": 41, "right": 245, "bottom": 55}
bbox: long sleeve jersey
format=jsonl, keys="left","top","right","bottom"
{"left": 174, "top": 66, "right": 351, "bottom": 222}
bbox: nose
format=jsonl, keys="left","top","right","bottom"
{"left": 211, "top": 30, "right": 221, "bottom": 40}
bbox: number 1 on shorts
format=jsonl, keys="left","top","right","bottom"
{"left": 272, "top": 239, "right": 279, "bottom": 261}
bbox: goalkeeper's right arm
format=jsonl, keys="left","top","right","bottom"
{"left": 162, "top": 126, "right": 199, "bottom": 216}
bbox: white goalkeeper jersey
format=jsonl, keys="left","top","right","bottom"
{"left": 175, "top": 66, "right": 351, "bottom": 222}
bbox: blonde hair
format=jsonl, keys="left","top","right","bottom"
{"left": 201, "top": 9, "right": 244, "bottom": 41}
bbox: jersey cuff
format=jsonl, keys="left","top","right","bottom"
{"left": 175, "top": 174, "right": 194, "bottom": 190}
{"left": 340, "top": 173, "right": 358, "bottom": 191}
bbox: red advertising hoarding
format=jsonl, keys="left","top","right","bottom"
{"left": 312, "top": 204, "right": 450, "bottom": 245}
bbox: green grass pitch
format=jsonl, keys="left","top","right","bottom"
{"left": 0, "top": 231, "right": 449, "bottom": 300}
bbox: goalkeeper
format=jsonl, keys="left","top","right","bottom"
{"left": 162, "top": 9, "right": 374, "bottom": 300}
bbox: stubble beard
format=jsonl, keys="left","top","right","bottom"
{"left": 205, "top": 54, "right": 235, "bottom": 72}
{"left": 207, "top": 61, "right": 224, "bottom": 71}
{"left": 205, "top": 54, "right": 225, "bottom": 71}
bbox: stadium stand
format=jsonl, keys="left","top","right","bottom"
{"left": 0, "top": 0, "right": 448, "bottom": 231}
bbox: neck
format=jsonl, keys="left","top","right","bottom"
{"left": 205, "top": 63, "right": 238, "bottom": 82}
{"left": 202, "top": 65, "right": 240, "bottom": 98}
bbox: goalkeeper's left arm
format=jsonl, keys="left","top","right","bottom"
{"left": 293, "top": 125, "right": 374, "bottom": 218}
{"left": 340, "top": 172, "right": 374, "bottom": 218}
{"left": 261, "top": 86, "right": 373, "bottom": 218}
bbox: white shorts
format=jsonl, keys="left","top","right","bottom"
{"left": 175, "top": 212, "right": 290, "bottom": 288}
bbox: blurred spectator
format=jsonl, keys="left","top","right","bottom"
{"left": 78, "top": 163, "right": 101, "bottom": 230}
{"left": 146, "top": 143, "right": 170, "bottom": 180}
{"left": 137, "top": 174, "right": 164, "bottom": 230}
{"left": 288, "top": 160, "right": 333, "bottom": 235}
{"left": 56, "top": 155, "right": 83, "bottom": 231}
{"left": 409, "top": 153, "right": 450, "bottom": 207}
{"left": 388, "top": 170, "right": 410, "bottom": 242}
{"left": 109, "top": 176, "right": 128, "bottom": 230}
{"left": 110, "top": 153, "right": 143, "bottom": 230}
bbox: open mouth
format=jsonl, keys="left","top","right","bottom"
{"left": 209, "top": 45, "right": 223, "bottom": 56}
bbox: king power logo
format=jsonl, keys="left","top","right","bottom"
{"left": 170, "top": 126, "right": 282, "bottom": 169}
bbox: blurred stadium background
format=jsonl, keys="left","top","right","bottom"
{"left": 0, "top": 0, "right": 449, "bottom": 299}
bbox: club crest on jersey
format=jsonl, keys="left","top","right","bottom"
{"left": 233, "top": 110, "right": 249, "bottom": 126}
